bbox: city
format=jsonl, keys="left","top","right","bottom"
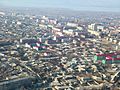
{"left": 0, "top": 0, "right": 120, "bottom": 90}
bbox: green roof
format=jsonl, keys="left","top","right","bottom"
{"left": 102, "top": 60, "right": 106, "bottom": 64}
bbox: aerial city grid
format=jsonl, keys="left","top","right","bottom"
{"left": 0, "top": 0, "right": 120, "bottom": 90}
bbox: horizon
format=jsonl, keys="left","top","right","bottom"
{"left": 0, "top": 0, "right": 120, "bottom": 12}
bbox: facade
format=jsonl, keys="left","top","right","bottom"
{"left": 94, "top": 53, "right": 120, "bottom": 64}
{"left": 88, "top": 23, "right": 104, "bottom": 36}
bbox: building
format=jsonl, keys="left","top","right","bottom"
{"left": 94, "top": 52, "right": 120, "bottom": 64}
{"left": 88, "top": 23, "right": 104, "bottom": 36}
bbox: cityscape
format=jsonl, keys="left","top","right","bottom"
{"left": 0, "top": 0, "right": 120, "bottom": 90}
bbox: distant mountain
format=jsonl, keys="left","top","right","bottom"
{"left": 0, "top": 6, "right": 120, "bottom": 18}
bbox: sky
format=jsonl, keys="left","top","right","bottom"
{"left": 0, "top": 0, "right": 120, "bottom": 12}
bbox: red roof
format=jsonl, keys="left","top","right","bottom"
{"left": 96, "top": 52, "right": 120, "bottom": 57}
{"left": 114, "top": 58, "right": 120, "bottom": 60}
{"left": 106, "top": 56, "right": 113, "bottom": 60}
{"left": 106, "top": 57, "right": 120, "bottom": 61}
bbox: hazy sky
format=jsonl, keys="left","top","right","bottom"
{"left": 0, "top": 0, "right": 120, "bottom": 12}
